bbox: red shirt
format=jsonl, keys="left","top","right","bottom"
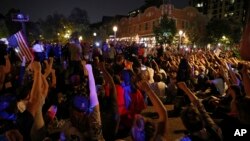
{"left": 129, "top": 90, "right": 146, "bottom": 116}
{"left": 116, "top": 85, "right": 128, "bottom": 115}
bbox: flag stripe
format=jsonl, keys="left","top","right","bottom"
{"left": 16, "top": 47, "right": 23, "bottom": 61}
{"left": 14, "top": 34, "right": 27, "bottom": 60}
{"left": 19, "top": 32, "right": 33, "bottom": 60}
{"left": 16, "top": 32, "right": 33, "bottom": 60}
{"left": 16, "top": 32, "right": 32, "bottom": 60}
{"left": 8, "top": 31, "right": 33, "bottom": 61}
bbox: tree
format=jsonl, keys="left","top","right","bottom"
{"left": 206, "top": 18, "right": 242, "bottom": 46}
{"left": 153, "top": 14, "right": 177, "bottom": 45}
{"left": 39, "top": 13, "right": 69, "bottom": 42}
{"left": 186, "top": 15, "right": 208, "bottom": 46}
{"left": 68, "top": 7, "right": 90, "bottom": 40}
{"left": 5, "top": 9, "right": 22, "bottom": 35}
{"left": 0, "top": 15, "right": 9, "bottom": 38}
{"left": 26, "top": 21, "right": 42, "bottom": 44}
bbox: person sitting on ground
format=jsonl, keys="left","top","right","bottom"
{"left": 131, "top": 79, "right": 168, "bottom": 141}
{"left": 177, "top": 82, "right": 223, "bottom": 141}
{"left": 61, "top": 60, "right": 105, "bottom": 140}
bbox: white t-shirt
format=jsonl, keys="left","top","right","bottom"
{"left": 211, "top": 78, "right": 225, "bottom": 95}
{"left": 32, "top": 44, "right": 44, "bottom": 52}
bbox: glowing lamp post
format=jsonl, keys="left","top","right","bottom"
{"left": 113, "top": 26, "right": 118, "bottom": 41}
{"left": 178, "top": 30, "right": 183, "bottom": 49}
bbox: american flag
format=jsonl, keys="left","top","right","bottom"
{"left": 8, "top": 31, "right": 33, "bottom": 61}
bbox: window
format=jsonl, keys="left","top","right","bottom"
{"left": 145, "top": 22, "right": 148, "bottom": 30}
{"left": 196, "top": 2, "right": 204, "bottom": 7}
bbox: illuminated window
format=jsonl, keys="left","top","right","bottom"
{"left": 229, "top": 12, "right": 234, "bottom": 16}
{"left": 196, "top": 3, "right": 203, "bottom": 7}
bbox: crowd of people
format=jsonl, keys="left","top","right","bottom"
{"left": 0, "top": 37, "right": 250, "bottom": 141}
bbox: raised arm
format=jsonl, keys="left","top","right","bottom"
{"left": 227, "top": 63, "right": 239, "bottom": 85}
{"left": 4, "top": 55, "right": 11, "bottom": 74}
{"left": 98, "top": 62, "right": 117, "bottom": 104}
{"left": 137, "top": 81, "right": 167, "bottom": 123}
{"left": 177, "top": 82, "right": 198, "bottom": 103}
{"left": 177, "top": 82, "right": 220, "bottom": 128}
{"left": 0, "top": 55, "right": 11, "bottom": 91}
{"left": 241, "top": 65, "right": 250, "bottom": 97}
{"left": 43, "top": 57, "right": 54, "bottom": 78}
{"left": 27, "top": 61, "right": 42, "bottom": 117}
{"left": 85, "top": 64, "right": 99, "bottom": 108}
{"left": 50, "top": 69, "right": 57, "bottom": 88}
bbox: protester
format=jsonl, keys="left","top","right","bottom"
{"left": 32, "top": 40, "right": 45, "bottom": 62}
{"left": 177, "top": 82, "right": 223, "bottom": 141}
{"left": 1, "top": 35, "right": 250, "bottom": 141}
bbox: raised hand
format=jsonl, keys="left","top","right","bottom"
{"left": 31, "top": 61, "right": 41, "bottom": 72}
{"left": 177, "top": 82, "right": 187, "bottom": 91}
{"left": 44, "top": 57, "right": 54, "bottom": 77}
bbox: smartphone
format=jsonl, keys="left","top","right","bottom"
{"left": 141, "top": 65, "right": 147, "bottom": 71}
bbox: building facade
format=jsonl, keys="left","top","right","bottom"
{"left": 115, "top": 4, "right": 207, "bottom": 47}
{"left": 189, "top": 0, "right": 247, "bottom": 23}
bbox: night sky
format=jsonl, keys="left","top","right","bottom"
{"left": 0, "top": 0, "right": 188, "bottom": 23}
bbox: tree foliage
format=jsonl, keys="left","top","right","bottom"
{"left": 153, "top": 14, "right": 177, "bottom": 45}
{"left": 4, "top": 9, "right": 22, "bottom": 35}
{"left": 39, "top": 13, "right": 68, "bottom": 41}
{"left": 206, "top": 18, "right": 242, "bottom": 46}
{"left": 186, "top": 15, "right": 207, "bottom": 46}
{"left": 26, "top": 21, "right": 42, "bottom": 44}
{"left": 0, "top": 19, "right": 9, "bottom": 38}
{"left": 36, "top": 7, "right": 90, "bottom": 42}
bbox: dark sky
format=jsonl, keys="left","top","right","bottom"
{"left": 0, "top": 0, "right": 188, "bottom": 23}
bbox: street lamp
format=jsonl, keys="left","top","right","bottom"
{"left": 178, "top": 30, "right": 183, "bottom": 49}
{"left": 79, "top": 36, "right": 83, "bottom": 41}
{"left": 93, "top": 32, "right": 97, "bottom": 37}
{"left": 113, "top": 26, "right": 118, "bottom": 40}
